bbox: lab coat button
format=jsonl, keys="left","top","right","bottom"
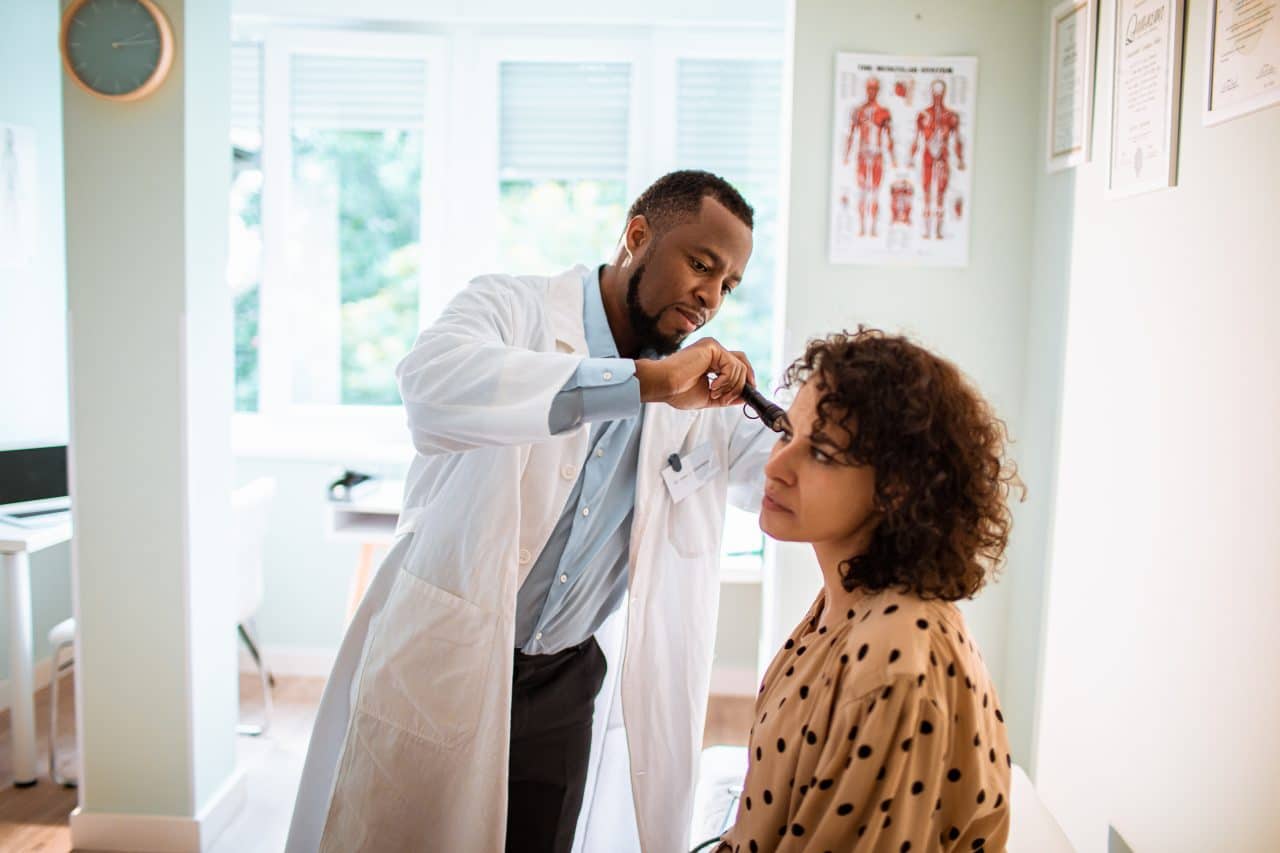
{"left": 518, "top": 547, "right": 532, "bottom": 564}
{"left": 561, "top": 465, "right": 577, "bottom": 480}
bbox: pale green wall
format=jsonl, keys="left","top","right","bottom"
{"left": 0, "top": 0, "right": 75, "bottom": 685}
{"left": 776, "top": 0, "right": 1046, "bottom": 765}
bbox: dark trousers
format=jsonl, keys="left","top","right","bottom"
{"left": 505, "top": 636, "right": 607, "bottom": 853}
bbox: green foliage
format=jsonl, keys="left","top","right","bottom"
{"left": 497, "top": 179, "right": 627, "bottom": 276}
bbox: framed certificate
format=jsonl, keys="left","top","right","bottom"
{"left": 1107, "top": 0, "right": 1186, "bottom": 197}
{"left": 1047, "top": 0, "right": 1098, "bottom": 172}
{"left": 1203, "top": 0, "right": 1280, "bottom": 126}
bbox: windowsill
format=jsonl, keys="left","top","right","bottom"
{"left": 232, "top": 410, "right": 415, "bottom": 465}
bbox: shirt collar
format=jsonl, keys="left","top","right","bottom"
{"left": 582, "top": 265, "right": 619, "bottom": 359}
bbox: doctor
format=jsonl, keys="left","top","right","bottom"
{"left": 285, "top": 170, "right": 776, "bottom": 853}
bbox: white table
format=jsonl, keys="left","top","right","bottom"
{"left": 326, "top": 481, "right": 401, "bottom": 623}
{"left": 0, "top": 516, "right": 73, "bottom": 787}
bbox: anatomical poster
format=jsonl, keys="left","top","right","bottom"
{"left": 828, "top": 53, "right": 977, "bottom": 268}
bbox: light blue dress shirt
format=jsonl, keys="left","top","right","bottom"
{"left": 514, "top": 266, "right": 646, "bottom": 654}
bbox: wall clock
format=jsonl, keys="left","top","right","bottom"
{"left": 60, "top": 0, "right": 175, "bottom": 102}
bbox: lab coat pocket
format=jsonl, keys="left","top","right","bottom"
{"left": 357, "top": 569, "right": 495, "bottom": 749}
{"left": 666, "top": 491, "right": 720, "bottom": 558}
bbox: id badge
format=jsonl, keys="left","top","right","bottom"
{"left": 661, "top": 440, "right": 722, "bottom": 504}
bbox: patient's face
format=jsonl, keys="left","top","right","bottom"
{"left": 760, "top": 381, "right": 879, "bottom": 549}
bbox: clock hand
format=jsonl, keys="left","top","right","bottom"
{"left": 112, "top": 38, "right": 158, "bottom": 47}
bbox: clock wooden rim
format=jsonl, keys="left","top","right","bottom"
{"left": 59, "top": 0, "right": 175, "bottom": 103}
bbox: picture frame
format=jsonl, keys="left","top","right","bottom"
{"left": 1047, "top": 0, "right": 1098, "bottom": 173}
{"left": 1202, "top": 0, "right": 1280, "bottom": 126}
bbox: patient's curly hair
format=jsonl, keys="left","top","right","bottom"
{"left": 781, "top": 328, "right": 1024, "bottom": 600}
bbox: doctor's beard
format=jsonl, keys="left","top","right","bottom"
{"left": 626, "top": 263, "right": 685, "bottom": 357}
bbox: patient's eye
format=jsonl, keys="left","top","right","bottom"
{"left": 811, "top": 447, "right": 834, "bottom": 464}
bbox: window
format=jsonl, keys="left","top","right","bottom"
{"left": 230, "top": 42, "right": 263, "bottom": 412}
{"left": 497, "top": 62, "right": 632, "bottom": 275}
{"left": 287, "top": 53, "right": 427, "bottom": 406}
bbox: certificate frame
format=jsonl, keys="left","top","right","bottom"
{"left": 1106, "top": 0, "right": 1186, "bottom": 198}
{"left": 1202, "top": 0, "right": 1280, "bottom": 126}
{"left": 1047, "top": 0, "right": 1098, "bottom": 172}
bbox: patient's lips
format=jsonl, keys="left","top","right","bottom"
{"left": 762, "top": 491, "right": 791, "bottom": 513}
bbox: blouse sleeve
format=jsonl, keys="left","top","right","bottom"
{"left": 778, "top": 674, "right": 948, "bottom": 852}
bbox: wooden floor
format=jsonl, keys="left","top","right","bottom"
{"left": 0, "top": 673, "right": 753, "bottom": 852}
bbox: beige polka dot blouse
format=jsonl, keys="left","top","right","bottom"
{"left": 716, "top": 587, "right": 1010, "bottom": 853}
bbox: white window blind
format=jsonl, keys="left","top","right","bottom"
{"left": 676, "top": 59, "right": 782, "bottom": 184}
{"left": 290, "top": 54, "right": 427, "bottom": 129}
{"left": 231, "top": 42, "right": 262, "bottom": 130}
{"left": 499, "top": 62, "right": 631, "bottom": 181}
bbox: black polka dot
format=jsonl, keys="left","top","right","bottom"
{"left": 880, "top": 798, "right": 893, "bottom": 812}
{"left": 882, "top": 685, "right": 894, "bottom": 699}
{"left": 763, "top": 789, "right": 773, "bottom": 805}
{"left": 868, "top": 699, "right": 877, "bottom": 714}
{"left": 819, "top": 778, "right": 833, "bottom": 790}
{"left": 876, "top": 765, "right": 887, "bottom": 781}
{"left": 994, "top": 793, "right": 1004, "bottom": 808}
{"left": 948, "top": 826, "right": 960, "bottom": 840}
{"left": 989, "top": 748, "right": 997, "bottom": 763}
{"left": 996, "top": 709, "right": 1005, "bottom": 723}
{"left": 749, "top": 842, "right": 758, "bottom": 853}
{"left": 916, "top": 619, "right": 929, "bottom": 630}
{"left": 848, "top": 724, "right": 859, "bottom": 740}
{"left": 958, "top": 633, "right": 965, "bottom": 645}
{"left": 841, "top": 654, "right": 849, "bottom": 665}
{"left": 889, "top": 649, "right": 901, "bottom": 663}
{"left": 971, "top": 839, "right": 986, "bottom": 850}
{"left": 857, "top": 644, "right": 869, "bottom": 661}
{"left": 939, "top": 623, "right": 947, "bottom": 634}
{"left": 807, "top": 731, "right": 818, "bottom": 745}
{"left": 973, "top": 733, "right": 981, "bottom": 747}
{"left": 930, "top": 651, "right": 938, "bottom": 666}
{"left": 882, "top": 814, "right": 892, "bottom": 829}
{"left": 819, "top": 625, "right": 827, "bottom": 634}
{"left": 800, "top": 784, "right": 809, "bottom": 795}
{"left": 777, "top": 738, "right": 786, "bottom": 753}
{"left": 785, "top": 638, "right": 794, "bottom": 649}
{"left": 977, "top": 789, "right": 986, "bottom": 804}
{"left": 947, "top": 662, "right": 956, "bottom": 677}
{"left": 857, "top": 744, "right": 873, "bottom": 759}
{"left": 756, "top": 746, "right": 762, "bottom": 761}
{"left": 884, "top": 604, "right": 899, "bottom": 614}
{"left": 858, "top": 825, "right": 867, "bottom": 837}
{"left": 920, "top": 720, "right": 934, "bottom": 735}
{"left": 761, "top": 712, "right": 767, "bottom": 723}
{"left": 935, "top": 798, "right": 942, "bottom": 812}
{"left": 796, "top": 646, "right": 807, "bottom": 656}
{"left": 947, "top": 768, "right": 962, "bottom": 782}
{"left": 917, "top": 673, "right": 926, "bottom": 687}
{"left": 965, "top": 676, "right": 974, "bottom": 690}
{"left": 791, "top": 824, "right": 805, "bottom": 836}
{"left": 911, "top": 780, "right": 924, "bottom": 795}
{"left": 778, "top": 825, "right": 786, "bottom": 837}
{"left": 901, "top": 737, "right": 913, "bottom": 751}
{"left": 837, "top": 802, "right": 854, "bottom": 816}
{"left": 901, "top": 843, "right": 912, "bottom": 853}
{"left": 800, "top": 685, "right": 809, "bottom": 699}
{"left": 746, "top": 796, "right": 752, "bottom": 810}
{"left": 982, "top": 693, "right": 989, "bottom": 708}
{"left": 1007, "top": 754, "right": 1012, "bottom": 767}
{"left": 847, "top": 609, "right": 855, "bottom": 619}
{"left": 785, "top": 665, "right": 794, "bottom": 677}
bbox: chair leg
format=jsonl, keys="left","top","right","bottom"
{"left": 48, "top": 644, "right": 77, "bottom": 788}
{"left": 237, "top": 621, "right": 273, "bottom": 736}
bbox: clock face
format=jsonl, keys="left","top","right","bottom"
{"left": 62, "top": 0, "right": 170, "bottom": 99}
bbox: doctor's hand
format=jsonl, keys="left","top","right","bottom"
{"left": 635, "top": 338, "right": 756, "bottom": 411}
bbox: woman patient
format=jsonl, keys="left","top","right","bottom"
{"left": 716, "top": 329, "right": 1021, "bottom": 853}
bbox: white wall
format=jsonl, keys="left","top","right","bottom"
{"left": 1032, "top": 1, "right": 1280, "bottom": 850}
{"left": 774, "top": 0, "right": 1045, "bottom": 725}
{"left": 0, "top": 0, "right": 74, "bottom": 687}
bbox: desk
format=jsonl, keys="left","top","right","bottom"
{"left": 326, "top": 481, "right": 400, "bottom": 622}
{"left": 0, "top": 516, "right": 72, "bottom": 787}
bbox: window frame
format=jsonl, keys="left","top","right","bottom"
{"left": 231, "top": 24, "right": 783, "bottom": 464}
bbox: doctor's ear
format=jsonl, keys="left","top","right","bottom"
{"left": 621, "top": 215, "right": 652, "bottom": 265}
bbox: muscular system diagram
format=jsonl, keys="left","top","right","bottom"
{"left": 843, "top": 76, "right": 896, "bottom": 238}
{"left": 909, "top": 80, "right": 966, "bottom": 241}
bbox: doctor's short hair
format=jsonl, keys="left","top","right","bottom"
{"left": 627, "top": 170, "right": 754, "bottom": 234}
{"left": 782, "top": 327, "right": 1025, "bottom": 601}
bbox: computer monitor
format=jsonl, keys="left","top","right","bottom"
{"left": 0, "top": 445, "right": 70, "bottom": 522}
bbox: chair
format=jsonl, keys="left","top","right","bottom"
{"left": 47, "top": 617, "right": 77, "bottom": 787}
{"left": 233, "top": 477, "right": 277, "bottom": 736}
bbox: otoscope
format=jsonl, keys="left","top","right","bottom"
{"left": 740, "top": 382, "right": 787, "bottom": 432}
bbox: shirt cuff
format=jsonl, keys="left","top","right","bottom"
{"left": 548, "top": 357, "right": 641, "bottom": 434}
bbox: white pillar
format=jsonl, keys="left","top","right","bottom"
{"left": 63, "top": 1, "right": 243, "bottom": 850}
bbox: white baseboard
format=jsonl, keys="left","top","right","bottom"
{"left": 70, "top": 769, "right": 247, "bottom": 853}
{"left": 710, "top": 665, "right": 759, "bottom": 697}
{"left": 237, "top": 643, "right": 336, "bottom": 679}
{"left": 0, "top": 655, "right": 55, "bottom": 712}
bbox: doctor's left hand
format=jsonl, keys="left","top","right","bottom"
{"left": 636, "top": 338, "right": 755, "bottom": 411}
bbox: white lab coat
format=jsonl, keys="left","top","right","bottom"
{"left": 285, "top": 266, "right": 774, "bottom": 853}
